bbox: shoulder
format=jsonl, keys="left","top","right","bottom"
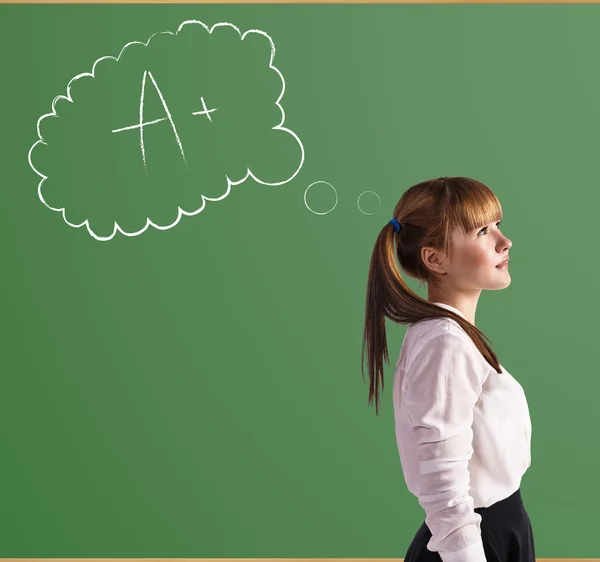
{"left": 405, "top": 316, "right": 490, "bottom": 373}
{"left": 406, "top": 315, "right": 463, "bottom": 344}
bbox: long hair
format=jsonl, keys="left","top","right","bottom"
{"left": 361, "top": 176, "right": 504, "bottom": 416}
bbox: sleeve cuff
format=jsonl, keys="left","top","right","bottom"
{"left": 438, "top": 537, "right": 487, "bottom": 562}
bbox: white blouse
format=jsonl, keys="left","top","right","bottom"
{"left": 392, "top": 302, "right": 532, "bottom": 562}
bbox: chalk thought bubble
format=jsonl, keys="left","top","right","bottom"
{"left": 28, "top": 20, "right": 305, "bottom": 241}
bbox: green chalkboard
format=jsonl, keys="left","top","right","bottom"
{"left": 2, "top": 2, "right": 599, "bottom": 558}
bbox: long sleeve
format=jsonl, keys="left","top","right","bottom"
{"left": 403, "top": 331, "right": 489, "bottom": 562}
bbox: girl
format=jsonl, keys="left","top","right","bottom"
{"left": 362, "top": 177, "right": 534, "bottom": 562}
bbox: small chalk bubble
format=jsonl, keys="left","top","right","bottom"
{"left": 357, "top": 191, "right": 381, "bottom": 216}
{"left": 304, "top": 181, "right": 338, "bottom": 216}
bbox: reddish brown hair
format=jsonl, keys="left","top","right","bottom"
{"left": 361, "top": 176, "right": 504, "bottom": 415}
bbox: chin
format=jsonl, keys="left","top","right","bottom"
{"left": 492, "top": 275, "right": 511, "bottom": 289}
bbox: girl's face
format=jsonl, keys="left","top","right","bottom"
{"left": 446, "top": 218, "right": 512, "bottom": 291}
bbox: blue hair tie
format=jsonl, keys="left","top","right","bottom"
{"left": 388, "top": 218, "right": 402, "bottom": 232}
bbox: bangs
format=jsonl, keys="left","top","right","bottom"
{"left": 448, "top": 178, "right": 503, "bottom": 235}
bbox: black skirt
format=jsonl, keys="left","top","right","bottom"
{"left": 404, "top": 488, "right": 535, "bottom": 562}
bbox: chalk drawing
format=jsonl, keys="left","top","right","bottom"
{"left": 304, "top": 182, "right": 382, "bottom": 218}
{"left": 357, "top": 191, "right": 382, "bottom": 215}
{"left": 192, "top": 96, "right": 218, "bottom": 123}
{"left": 111, "top": 70, "right": 190, "bottom": 173}
{"left": 304, "top": 181, "right": 339, "bottom": 216}
{"left": 28, "top": 20, "right": 305, "bottom": 242}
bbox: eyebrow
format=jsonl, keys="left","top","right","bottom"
{"left": 472, "top": 217, "right": 503, "bottom": 233}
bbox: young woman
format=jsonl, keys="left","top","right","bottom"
{"left": 362, "top": 177, "right": 534, "bottom": 562}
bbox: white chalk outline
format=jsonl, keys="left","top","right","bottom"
{"left": 304, "top": 181, "right": 338, "bottom": 215}
{"left": 28, "top": 20, "right": 305, "bottom": 242}
{"left": 304, "top": 183, "right": 382, "bottom": 216}
{"left": 357, "top": 191, "right": 381, "bottom": 215}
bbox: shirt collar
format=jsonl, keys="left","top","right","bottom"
{"left": 431, "top": 302, "right": 466, "bottom": 320}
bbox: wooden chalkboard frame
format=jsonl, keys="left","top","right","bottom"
{"left": 0, "top": 0, "right": 594, "bottom": 4}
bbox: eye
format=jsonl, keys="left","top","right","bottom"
{"left": 478, "top": 221, "right": 502, "bottom": 236}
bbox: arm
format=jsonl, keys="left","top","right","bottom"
{"left": 403, "top": 331, "right": 488, "bottom": 562}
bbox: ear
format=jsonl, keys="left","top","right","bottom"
{"left": 421, "top": 246, "right": 447, "bottom": 275}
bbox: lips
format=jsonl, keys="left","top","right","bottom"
{"left": 496, "top": 257, "right": 509, "bottom": 268}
